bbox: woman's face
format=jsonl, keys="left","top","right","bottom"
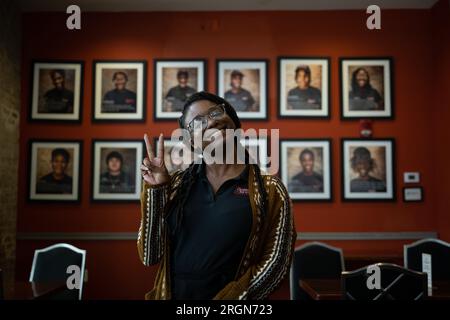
{"left": 184, "top": 100, "right": 237, "bottom": 149}
{"left": 355, "top": 159, "right": 371, "bottom": 178}
{"left": 51, "top": 72, "right": 64, "bottom": 89}
{"left": 108, "top": 157, "right": 122, "bottom": 173}
{"left": 296, "top": 70, "right": 310, "bottom": 89}
{"left": 356, "top": 69, "right": 369, "bottom": 87}
{"left": 114, "top": 73, "right": 127, "bottom": 90}
{"left": 300, "top": 153, "right": 314, "bottom": 174}
{"left": 51, "top": 154, "right": 67, "bottom": 175}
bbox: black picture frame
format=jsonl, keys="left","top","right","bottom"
{"left": 92, "top": 60, "right": 147, "bottom": 123}
{"left": 27, "top": 139, "right": 83, "bottom": 203}
{"left": 153, "top": 59, "right": 207, "bottom": 121}
{"left": 29, "top": 60, "right": 84, "bottom": 123}
{"left": 90, "top": 139, "right": 145, "bottom": 203}
{"left": 277, "top": 56, "right": 331, "bottom": 119}
{"left": 341, "top": 138, "right": 396, "bottom": 202}
{"left": 339, "top": 57, "right": 394, "bottom": 120}
{"left": 216, "top": 58, "right": 269, "bottom": 121}
{"left": 279, "top": 138, "right": 333, "bottom": 202}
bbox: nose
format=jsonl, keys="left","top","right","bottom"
{"left": 206, "top": 117, "right": 220, "bottom": 130}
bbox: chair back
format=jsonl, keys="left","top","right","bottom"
{"left": 290, "top": 241, "right": 344, "bottom": 300}
{"left": 404, "top": 238, "right": 450, "bottom": 281}
{"left": 342, "top": 263, "right": 427, "bottom": 300}
{"left": 29, "top": 243, "right": 86, "bottom": 300}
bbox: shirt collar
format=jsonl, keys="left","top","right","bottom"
{"left": 197, "top": 163, "right": 249, "bottom": 182}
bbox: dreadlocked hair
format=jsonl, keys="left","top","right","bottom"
{"left": 168, "top": 162, "right": 200, "bottom": 235}
{"left": 169, "top": 91, "right": 267, "bottom": 234}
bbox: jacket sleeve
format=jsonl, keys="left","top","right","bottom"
{"left": 137, "top": 181, "right": 170, "bottom": 266}
{"left": 214, "top": 175, "right": 296, "bottom": 300}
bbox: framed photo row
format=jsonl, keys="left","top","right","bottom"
{"left": 27, "top": 137, "right": 397, "bottom": 203}
{"left": 27, "top": 139, "right": 144, "bottom": 202}
{"left": 27, "top": 57, "right": 394, "bottom": 123}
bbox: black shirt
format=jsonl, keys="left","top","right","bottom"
{"left": 350, "top": 176, "right": 387, "bottom": 192}
{"left": 102, "top": 89, "right": 137, "bottom": 113}
{"left": 289, "top": 171, "right": 323, "bottom": 193}
{"left": 99, "top": 171, "right": 134, "bottom": 193}
{"left": 349, "top": 87, "right": 382, "bottom": 110}
{"left": 36, "top": 173, "right": 73, "bottom": 194}
{"left": 168, "top": 164, "right": 252, "bottom": 299}
{"left": 165, "top": 85, "right": 196, "bottom": 111}
{"left": 43, "top": 88, "right": 74, "bottom": 113}
{"left": 224, "top": 88, "right": 256, "bottom": 112}
{"left": 287, "top": 86, "right": 322, "bottom": 110}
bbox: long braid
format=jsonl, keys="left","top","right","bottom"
{"left": 253, "top": 164, "right": 268, "bottom": 220}
{"left": 242, "top": 146, "right": 267, "bottom": 220}
{"left": 169, "top": 163, "right": 200, "bottom": 235}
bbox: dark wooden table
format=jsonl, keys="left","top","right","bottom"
{"left": 299, "top": 279, "right": 342, "bottom": 300}
{"left": 300, "top": 279, "right": 450, "bottom": 300}
{"left": 10, "top": 281, "right": 67, "bottom": 300}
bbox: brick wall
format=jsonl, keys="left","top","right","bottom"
{"left": 0, "top": 0, "right": 21, "bottom": 297}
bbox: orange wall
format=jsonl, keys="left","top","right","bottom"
{"left": 432, "top": 0, "right": 450, "bottom": 242}
{"left": 17, "top": 8, "right": 444, "bottom": 299}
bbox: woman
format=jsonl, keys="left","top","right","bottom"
{"left": 289, "top": 149, "right": 323, "bottom": 193}
{"left": 350, "top": 146, "right": 386, "bottom": 193}
{"left": 349, "top": 67, "right": 383, "bottom": 111}
{"left": 137, "top": 91, "right": 295, "bottom": 300}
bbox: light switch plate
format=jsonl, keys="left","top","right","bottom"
{"left": 404, "top": 172, "right": 420, "bottom": 183}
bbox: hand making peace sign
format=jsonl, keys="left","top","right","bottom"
{"left": 141, "top": 133, "right": 170, "bottom": 186}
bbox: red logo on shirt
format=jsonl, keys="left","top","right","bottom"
{"left": 234, "top": 186, "right": 249, "bottom": 196}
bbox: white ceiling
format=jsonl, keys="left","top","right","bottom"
{"left": 20, "top": 0, "right": 439, "bottom": 12}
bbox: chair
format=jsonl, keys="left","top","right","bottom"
{"left": 29, "top": 243, "right": 86, "bottom": 300}
{"left": 342, "top": 263, "right": 427, "bottom": 300}
{"left": 290, "top": 241, "right": 344, "bottom": 300}
{"left": 404, "top": 238, "right": 450, "bottom": 281}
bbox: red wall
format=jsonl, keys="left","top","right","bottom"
{"left": 432, "top": 0, "right": 450, "bottom": 242}
{"left": 17, "top": 7, "right": 446, "bottom": 299}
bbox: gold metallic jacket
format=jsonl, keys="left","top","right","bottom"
{"left": 137, "top": 165, "right": 296, "bottom": 300}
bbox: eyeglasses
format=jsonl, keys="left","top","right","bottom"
{"left": 186, "top": 103, "right": 226, "bottom": 133}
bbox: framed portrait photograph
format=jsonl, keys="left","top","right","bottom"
{"left": 340, "top": 57, "right": 393, "bottom": 119}
{"left": 280, "top": 139, "right": 332, "bottom": 201}
{"left": 341, "top": 138, "right": 396, "bottom": 201}
{"left": 216, "top": 59, "right": 268, "bottom": 120}
{"left": 30, "top": 60, "right": 84, "bottom": 122}
{"left": 93, "top": 60, "right": 146, "bottom": 122}
{"left": 239, "top": 137, "right": 269, "bottom": 173}
{"left": 91, "top": 140, "right": 144, "bottom": 202}
{"left": 154, "top": 59, "right": 206, "bottom": 120}
{"left": 155, "top": 138, "right": 192, "bottom": 174}
{"left": 278, "top": 57, "right": 330, "bottom": 118}
{"left": 28, "top": 140, "right": 82, "bottom": 202}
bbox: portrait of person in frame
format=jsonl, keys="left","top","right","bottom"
{"left": 30, "top": 61, "right": 83, "bottom": 122}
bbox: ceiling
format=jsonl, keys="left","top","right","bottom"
{"left": 20, "top": 0, "right": 440, "bottom": 12}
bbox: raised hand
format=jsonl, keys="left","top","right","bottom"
{"left": 141, "top": 133, "right": 170, "bottom": 186}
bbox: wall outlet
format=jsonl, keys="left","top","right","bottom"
{"left": 404, "top": 172, "right": 420, "bottom": 183}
